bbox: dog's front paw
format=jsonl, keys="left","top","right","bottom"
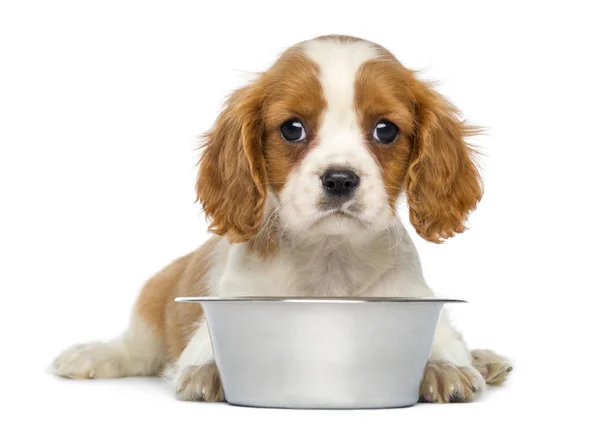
{"left": 471, "top": 349, "right": 513, "bottom": 386}
{"left": 175, "top": 362, "right": 224, "bottom": 402}
{"left": 419, "top": 361, "right": 486, "bottom": 403}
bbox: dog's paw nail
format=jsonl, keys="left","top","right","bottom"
{"left": 506, "top": 366, "right": 513, "bottom": 373}
{"left": 422, "top": 392, "right": 436, "bottom": 403}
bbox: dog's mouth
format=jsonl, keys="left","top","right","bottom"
{"left": 309, "top": 208, "right": 369, "bottom": 229}
{"left": 329, "top": 210, "right": 358, "bottom": 219}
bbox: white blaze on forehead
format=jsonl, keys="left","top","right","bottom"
{"left": 300, "top": 38, "right": 380, "bottom": 170}
{"left": 302, "top": 38, "right": 379, "bottom": 125}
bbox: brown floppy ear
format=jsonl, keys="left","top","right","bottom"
{"left": 196, "top": 83, "right": 268, "bottom": 243}
{"left": 406, "top": 80, "right": 483, "bottom": 243}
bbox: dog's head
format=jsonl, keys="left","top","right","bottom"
{"left": 196, "top": 36, "right": 482, "bottom": 244}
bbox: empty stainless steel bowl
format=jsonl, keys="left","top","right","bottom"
{"left": 175, "top": 296, "right": 464, "bottom": 409}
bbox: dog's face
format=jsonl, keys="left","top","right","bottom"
{"left": 197, "top": 36, "right": 482, "bottom": 244}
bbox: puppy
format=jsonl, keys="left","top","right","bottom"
{"left": 52, "top": 35, "right": 511, "bottom": 403}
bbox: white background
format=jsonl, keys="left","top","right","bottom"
{"left": 1, "top": 0, "right": 599, "bottom": 423}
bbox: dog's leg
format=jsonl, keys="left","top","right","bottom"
{"left": 168, "top": 320, "right": 224, "bottom": 402}
{"left": 362, "top": 268, "right": 491, "bottom": 403}
{"left": 51, "top": 254, "right": 191, "bottom": 379}
{"left": 419, "top": 311, "right": 487, "bottom": 403}
{"left": 51, "top": 312, "right": 165, "bottom": 379}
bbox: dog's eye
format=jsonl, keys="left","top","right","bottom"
{"left": 280, "top": 119, "right": 306, "bottom": 143}
{"left": 373, "top": 120, "right": 400, "bottom": 144}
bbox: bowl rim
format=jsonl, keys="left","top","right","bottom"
{"left": 174, "top": 296, "right": 466, "bottom": 303}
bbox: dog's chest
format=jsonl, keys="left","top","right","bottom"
{"left": 285, "top": 246, "right": 379, "bottom": 296}
{"left": 266, "top": 242, "right": 398, "bottom": 297}
{"left": 216, "top": 237, "right": 404, "bottom": 298}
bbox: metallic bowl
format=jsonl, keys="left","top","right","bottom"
{"left": 175, "top": 296, "right": 465, "bottom": 409}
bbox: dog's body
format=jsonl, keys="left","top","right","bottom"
{"left": 52, "top": 36, "right": 511, "bottom": 403}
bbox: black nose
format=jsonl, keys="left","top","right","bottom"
{"left": 321, "top": 169, "right": 360, "bottom": 197}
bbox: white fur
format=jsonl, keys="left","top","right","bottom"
{"left": 169, "top": 320, "right": 214, "bottom": 391}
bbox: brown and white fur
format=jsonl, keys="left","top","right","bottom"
{"left": 52, "top": 35, "right": 512, "bottom": 403}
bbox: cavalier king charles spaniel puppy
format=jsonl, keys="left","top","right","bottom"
{"left": 52, "top": 35, "right": 511, "bottom": 403}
